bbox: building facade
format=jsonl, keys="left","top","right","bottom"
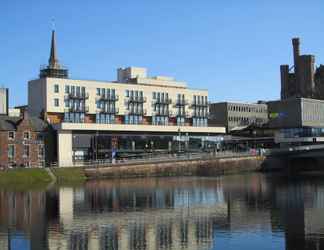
{"left": 268, "top": 98, "right": 324, "bottom": 144}
{"left": 0, "top": 88, "right": 8, "bottom": 116}
{"left": 0, "top": 112, "right": 54, "bottom": 168}
{"left": 280, "top": 38, "right": 324, "bottom": 100}
{"left": 209, "top": 101, "right": 268, "bottom": 132}
{"left": 28, "top": 31, "right": 225, "bottom": 166}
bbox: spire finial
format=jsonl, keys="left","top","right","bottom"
{"left": 51, "top": 18, "right": 56, "bottom": 31}
{"left": 48, "top": 27, "right": 59, "bottom": 68}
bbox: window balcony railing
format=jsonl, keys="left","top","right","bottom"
{"left": 65, "top": 92, "right": 89, "bottom": 100}
{"left": 189, "top": 101, "right": 209, "bottom": 108}
{"left": 125, "top": 109, "right": 147, "bottom": 116}
{"left": 173, "top": 99, "right": 189, "bottom": 107}
{"left": 153, "top": 110, "right": 173, "bottom": 117}
{"left": 152, "top": 98, "right": 172, "bottom": 105}
{"left": 176, "top": 111, "right": 191, "bottom": 118}
{"left": 125, "top": 96, "right": 147, "bottom": 103}
{"left": 192, "top": 111, "right": 210, "bottom": 118}
{"left": 96, "top": 107, "right": 119, "bottom": 114}
{"left": 96, "top": 94, "right": 119, "bottom": 102}
{"left": 65, "top": 106, "right": 89, "bottom": 113}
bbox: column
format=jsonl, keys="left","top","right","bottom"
{"left": 57, "top": 130, "right": 73, "bottom": 167}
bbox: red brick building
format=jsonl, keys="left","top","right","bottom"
{"left": 0, "top": 112, "right": 54, "bottom": 168}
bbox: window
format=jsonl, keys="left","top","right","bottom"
{"left": 125, "top": 90, "right": 129, "bottom": 97}
{"left": 23, "top": 131, "right": 30, "bottom": 140}
{"left": 23, "top": 145, "right": 30, "bottom": 158}
{"left": 54, "top": 84, "right": 59, "bottom": 93}
{"left": 8, "top": 131, "right": 15, "bottom": 140}
{"left": 8, "top": 145, "right": 15, "bottom": 159}
{"left": 153, "top": 92, "right": 156, "bottom": 99}
{"left": 96, "top": 88, "right": 101, "bottom": 96}
{"left": 54, "top": 98, "right": 59, "bottom": 107}
{"left": 38, "top": 144, "right": 44, "bottom": 158}
{"left": 65, "top": 85, "right": 70, "bottom": 94}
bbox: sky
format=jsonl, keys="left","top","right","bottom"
{"left": 1, "top": 0, "right": 324, "bottom": 107}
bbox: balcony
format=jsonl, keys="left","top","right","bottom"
{"left": 125, "top": 109, "right": 147, "bottom": 116}
{"left": 97, "top": 107, "right": 119, "bottom": 115}
{"left": 125, "top": 96, "right": 147, "bottom": 103}
{"left": 96, "top": 94, "right": 119, "bottom": 102}
{"left": 189, "top": 101, "right": 209, "bottom": 108}
{"left": 173, "top": 99, "right": 189, "bottom": 107}
{"left": 192, "top": 111, "right": 210, "bottom": 118}
{"left": 152, "top": 98, "right": 172, "bottom": 105}
{"left": 153, "top": 110, "right": 173, "bottom": 117}
{"left": 65, "top": 92, "right": 89, "bottom": 100}
{"left": 65, "top": 106, "right": 89, "bottom": 113}
{"left": 176, "top": 111, "right": 191, "bottom": 118}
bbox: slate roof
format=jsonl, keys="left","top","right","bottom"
{"left": 0, "top": 115, "right": 48, "bottom": 131}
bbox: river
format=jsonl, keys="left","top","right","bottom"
{"left": 0, "top": 173, "right": 323, "bottom": 250}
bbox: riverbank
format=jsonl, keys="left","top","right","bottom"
{"left": 85, "top": 155, "right": 266, "bottom": 179}
{"left": 0, "top": 156, "right": 266, "bottom": 185}
{"left": 0, "top": 168, "right": 53, "bottom": 189}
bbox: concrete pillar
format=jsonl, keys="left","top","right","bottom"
{"left": 57, "top": 130, "right": 73, "bottom": 167}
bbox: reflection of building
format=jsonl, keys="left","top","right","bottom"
{"left": 209, "top": 101, "right": 268, "bottom": 133}
{"left": 28, "top": 30, "right": 225, "bottom": 166}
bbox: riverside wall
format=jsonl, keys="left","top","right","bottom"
{"left": 84, "top": 156, "right": 267, "bottom": 179}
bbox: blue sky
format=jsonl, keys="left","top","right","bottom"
{"left": 1, "top": 0, "right": 324, "bottom": 107}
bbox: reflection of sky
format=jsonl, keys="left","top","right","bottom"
{"left": 9, "top": 232, "right": 30, "bottom": 250}
{"left": 174, "top": 188, "right": 225, "bottom": 208}
{"left": 213, "top": 231, "right": 285, "bottom": 250}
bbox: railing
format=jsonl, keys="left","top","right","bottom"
{"left": 125, "top": 109, "right": 147, "bottom": 116}
{"left": 173, "top": 100, "right": 189, "bottom": 107}
{"left": 51, "top": 150, "right": 262, "bottom": 168}
{"left": 65, "top": 106, "right": 89, "bottom": 113}
{"left": 153, "top": 110, "right": 173, "bottom": 117}
{"left": 96, "top": 107, "right": 119, "bottom": 114}
{"left": 96, "top": 95, "right": 119, "bottom": 102}
{"left": 152, "top": 98, "right": 172, "bottom": 105}
{"left": 189, "top": 101, "right": 209, "bottom": 108}
{"left": 125, "top": 96, "right": 147, "bottom": 103}
{"left": 65, "top": 92, "right": 89, "bottom": 100}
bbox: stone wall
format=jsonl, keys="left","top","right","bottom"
{"left": 84, "top": 156, "right": 266, "bottom": 179}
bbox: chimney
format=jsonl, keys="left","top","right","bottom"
{"left": 292, "top": 38, "right": 300, "bottom": 70}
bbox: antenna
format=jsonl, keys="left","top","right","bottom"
{"left": 51, "top": 18, "right": 56, "bottom": 30}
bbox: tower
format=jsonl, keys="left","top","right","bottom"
{"left": 39, "top": 30, "right": 69, "bottom": 79}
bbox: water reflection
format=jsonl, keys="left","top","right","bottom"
{"left": 0, "top": 174, "right": 324, "bottom": 249}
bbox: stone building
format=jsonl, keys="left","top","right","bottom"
{"left": 0, "top": 87, "right": 8, "bottom": 115}
{"left": 280, "top": 38, "right": 324, "bottom": 100}
{"left": 0, "top": 112, "right": 54, "bottom": 168}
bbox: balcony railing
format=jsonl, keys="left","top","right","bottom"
{"left": 173, "top": 99, "right": 189, "bottom": 107}
{"left": 152, "top": 98, "right": 172, "bottom": 105}
{"left": 125, "top": 109, "right": 147, "bottom": 116}
{"left": 192, "top": 111, "right": 210, "bottom": 118}
{"left": 65, "top": 106, "right": 89, "bottom": 113}
{"left": 125, "top": 96, "right": 147, "bottom": 103}
{"left": 190, "top": 101, "right": 209, "bottom": 108}
{"left": 97, "top": 107, "right": 119, "bottom": 114}
{"left": 153, "top": 110, "right": 173, "bottom": 117}
{"left": 176, "top": 111, "right": 191, "bottom": 118}
{"left": 96, "top": 94, "right": 119, "bottom": 102}
{"left": 65, "top": 92, "right": 89, "bottom": 100}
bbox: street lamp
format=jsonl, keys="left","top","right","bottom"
{"left": 178, "top": 127, "right": 181, "bottom": 154}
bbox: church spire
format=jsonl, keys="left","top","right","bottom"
{"left": 48, "top": 30, "right": 59, "bottom": 68}
{"left": 39, "top": 29, "right": 69, "bottom": 79}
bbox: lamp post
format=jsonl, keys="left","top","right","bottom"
{"left": 178, "top": 128, "right": 181, "bottom": 154}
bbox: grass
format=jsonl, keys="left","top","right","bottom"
{"left": 51, "top": 167, "right": 87, "bottom": 184}
{"left": 0, "top": 168, "right": 52, "bottom": 190}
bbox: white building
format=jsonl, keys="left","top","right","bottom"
{"left": 28, "top": 31, "right": 225, "bottom": 166}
